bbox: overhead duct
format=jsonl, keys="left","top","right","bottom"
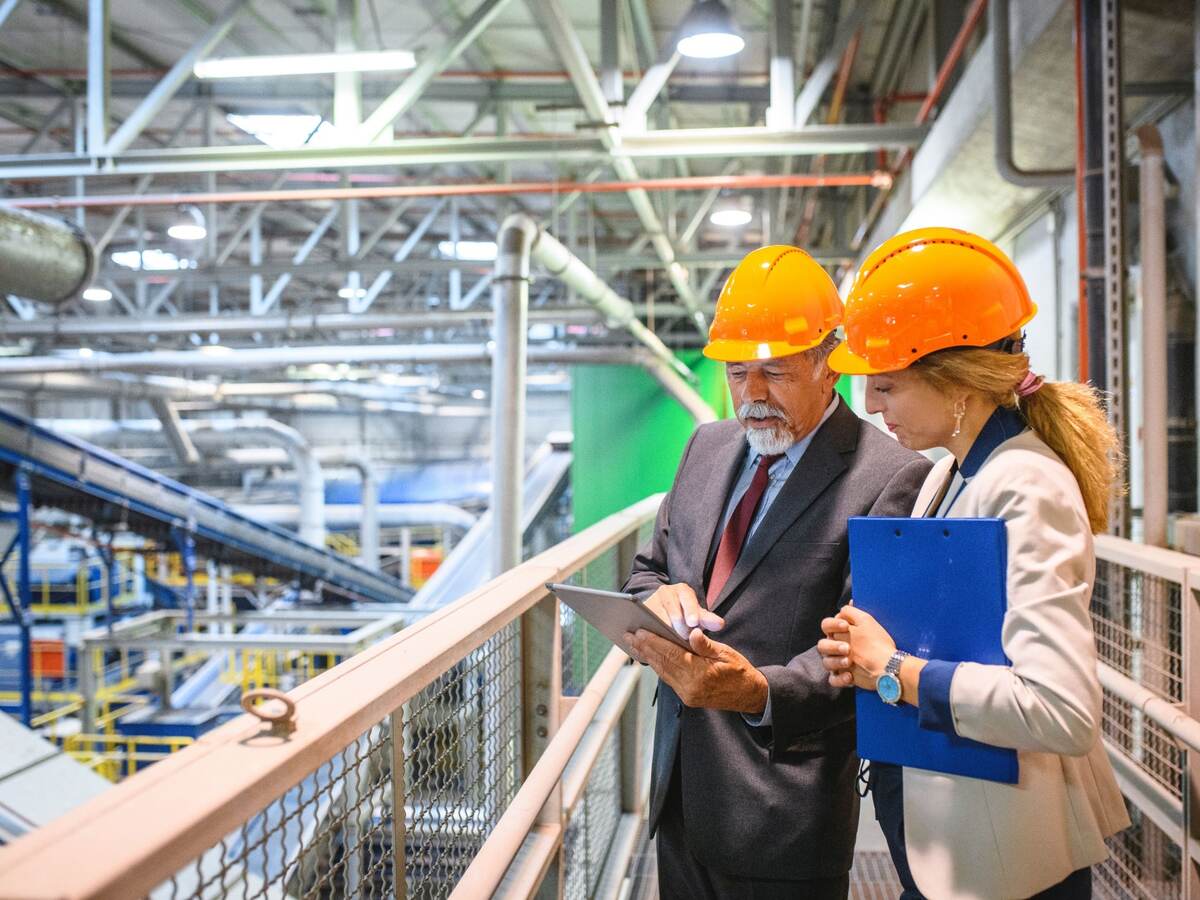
{"left": 233, "top": 502, "right": 477, "bottom": 533}
{"left": 0, "top": 205, "right": 96, "bottom": 305}
{"left": 325, "top": 453, "right": 381, "bottom": 570}
{"left": 189, "top": 420, "right": 327, "bottom": 549}
{"left": 48, "top": 417, "right": 328, "bottom": 549}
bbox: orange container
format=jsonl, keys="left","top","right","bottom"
{"left": 32, "top": 639, "right": 65, "bottom": 679}
{"left": 409, "top": 548, "right": 443, "bottom": 588}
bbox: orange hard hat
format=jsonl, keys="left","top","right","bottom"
{"left": 703, "top": 245, "right": 843, "bottom": 363}
{"left": 829, "top": 227, "right": 1038, "bottom": 375}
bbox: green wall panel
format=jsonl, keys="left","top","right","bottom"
{"left": 570, "top": 350, "right": 731, "bottom": 532}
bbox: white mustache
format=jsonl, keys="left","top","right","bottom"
{"left": 738, "top": 401, "right": 790, "bottom": 425}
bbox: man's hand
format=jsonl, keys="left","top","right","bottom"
{"left": 644, "top": 583, "right": 725, "bottom": 639}
{"left": 627, "top": 627, "right": 768, "bottom": 715}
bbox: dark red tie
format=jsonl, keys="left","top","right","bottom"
{"left": 706, "top": 454, "right": 782, "bottom": 608}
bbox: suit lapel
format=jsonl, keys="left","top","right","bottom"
{"left": 691, "top": 430, "right": 748, "bottom": 580}
{"left": 710, "top": 403, "right": 858, "bottom": 613}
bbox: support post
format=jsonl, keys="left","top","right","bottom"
{"left": 391, "top": 709, "right": 408, "bottom": 899}
{"left": 1138, "top": 125, "right": 1168, "bottom": 547}
{"left": 14, "top": 469, "right": 32, "bottom": 727}
{"left": 521, "top": 595, "right": 563, "bottom": 897}
{"left": 599, "top": 0, "right": 622, "bottom": 104}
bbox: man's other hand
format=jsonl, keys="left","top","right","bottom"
{"left": 628, "top": 627, "right": 767, "bottom": 715}
{"left": 645, "top": 583, "right": 725, "bottom": 639}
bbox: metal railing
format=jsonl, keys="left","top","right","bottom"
{"left": 1091, "top": 535, "right": 1200, "bottom": 900}
{"left": 0, "top": 495, "right": 661, "bottom": 900}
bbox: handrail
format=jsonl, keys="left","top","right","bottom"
{"left": 0, "top": 494, "right": 663, "bottom": 900}
{"left": 1097, "top": 662, "right": 1200, "bottom": 755}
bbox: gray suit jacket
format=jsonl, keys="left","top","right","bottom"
{"left": 623, "top": 401, "right": 931, "bottom": 880}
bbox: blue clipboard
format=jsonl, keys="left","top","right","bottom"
{"left": 848, "top": 516, "right": 1018, "bottom": 784}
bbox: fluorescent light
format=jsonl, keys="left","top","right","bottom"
{"left": 78, "top": 347, "right": 93, "bottom": 358}
{"left": 438, "top": 240, "right": 498, "bottom": 261}
{"left": 471, "top": 389, "right": 486, "bottom": 400}
{"left": 196, "top": 50, "right": 416, "bottom": 80}
{"left": 167, "top": 223, "right": 207, "bottom": 241}
{"left": 111, "top": 249, "right": 195, "bottom": 272}
{"left": 199, "top": 344, "right": 233, "bottom": 355}
{"left": 676, "top": 0, "right": 744, "bottom": 59}
{"left": 710, "top": 208, "right": 753, "bottom": 227}
{"left": 338, "top": 286, "right": 367, "bottom": 299}
{"left": 227, "top": 113, "right": 337, "bottom": 150}
{"left": 82, "top": 287, "right": 112, "bottom": 302}
{"left": 677, "top": 32, "right": 744, "bottom": 58}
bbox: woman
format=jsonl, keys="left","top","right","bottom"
{"left": 817, "top": 227, "right": 1130, "bottom": 899}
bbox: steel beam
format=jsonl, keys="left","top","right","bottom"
{"left": 103, "top": 0, "right": 251, "bottom": 155}
{"left": 793, "top": 3, "right": 869, "bottom": 126}
{"left": 0, "top": 124, "right": 923, "bottom": 178}
{"left": 600, "top": 0, "right": 622, "bottom": 104}
{"left": 622, "top": 37, "right": 681, "bottom": 130}
{"left": 354, "top": 197, "right": 448, "bottom": 313}
{"left": 354, "top": 0, "right": 516, "bottom": 143}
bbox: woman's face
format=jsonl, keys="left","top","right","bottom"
{"left": 864, "top": 369, "right": 954, "bottom": 452}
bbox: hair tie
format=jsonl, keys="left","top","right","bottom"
{"left": 1017, "top": 371, "right": 1045, "bottom": 398}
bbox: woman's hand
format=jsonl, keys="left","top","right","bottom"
{"left": 818, "top": 604, "right": 898, "bottom": 691}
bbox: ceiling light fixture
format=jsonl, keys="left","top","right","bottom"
{"left": 710, "top": 201, "right": 753, "bottom": 227}
{"left": 338, "top": 286, "right": 368, "bottom": 300}
{"left": 438, "top": 240, "right": 498, "bottom": 261}
{"left": 167, "top": 204, "right": 207, "bottom": 242}
{"left": 81, "top": 286, "right": 112, "bottom": 302}
{"left": 195, "top": 50, "right": 417, "bottom": 80}
{"left": 676, "top": 0, "right": 745, "bottom": 59}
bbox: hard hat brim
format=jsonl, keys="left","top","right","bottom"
{"left": 828, "top": 340, "right": 891, "bottom": 375}
{"left": 703, "top": 337, "right": 821, "bottom": 363}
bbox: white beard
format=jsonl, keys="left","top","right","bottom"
{"left": 739, "top": 401, "right": 795, "bottom": 455}
{"left": 745, "top": 425, "right": 795, "bottom": 455}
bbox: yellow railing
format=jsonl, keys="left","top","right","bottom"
{"left": 62, "top": 733, "right": 195, "bottom": 783}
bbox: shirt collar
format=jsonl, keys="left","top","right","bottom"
{"left": 750, "top": 394, "right": 841, "bottom": 470}
{"left": 959, "top": 405, "right": 1027, "bottom": 477}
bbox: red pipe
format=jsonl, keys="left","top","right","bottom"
{"left": 6, "top": 171, "right": 893, "bottom": 211}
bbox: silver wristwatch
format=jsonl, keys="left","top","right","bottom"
{"left": 875, "top": 650, "right": 909, "bottom": 706}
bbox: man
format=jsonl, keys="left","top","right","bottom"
{"left": 623, "top": 245, "right": 931, "bottom": 899}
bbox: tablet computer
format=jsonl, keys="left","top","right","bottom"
{"left": 546, "top": 582, "right": 692, "bottom": 652}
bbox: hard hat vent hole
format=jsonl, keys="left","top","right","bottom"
{"left": 911, "top": 347, "right": 917, "bottom": 353}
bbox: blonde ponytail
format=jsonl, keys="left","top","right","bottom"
{"left": 911, "top": 343, "right": 1123, "bottom": 533}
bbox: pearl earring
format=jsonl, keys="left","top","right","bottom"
{"left": 951, "top": 399, "right": 966, "bottom": 438}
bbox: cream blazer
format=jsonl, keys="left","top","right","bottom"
{"left": 901, "top": 429, "right": 1130, "bottom": 899}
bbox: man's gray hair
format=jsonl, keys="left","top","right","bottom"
{"left": 799, "top": 330, "right": 841, "bottom": 376}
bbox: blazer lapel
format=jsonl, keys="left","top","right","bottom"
{"left": 710, "top": 403, "right": 858, "bottom": 613}
{"left": 690, "top": 430, "right": 748, "bottom": 580}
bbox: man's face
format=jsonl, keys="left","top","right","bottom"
{"left": 725, "top": 353, "right": 839, "bottom": 454}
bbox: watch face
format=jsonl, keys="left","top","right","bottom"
{"left": 877, "top": 673, "right": 902, "bottom": 705}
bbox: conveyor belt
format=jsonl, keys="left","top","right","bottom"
{"left": 0, "top": 409, "right": 413, "bottom": 604}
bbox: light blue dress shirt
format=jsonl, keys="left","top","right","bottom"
{"left": 724, "top": 396, "right": 840, "bottom": 729}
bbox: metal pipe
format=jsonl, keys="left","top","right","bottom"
{"left": 0, "top": 204, "right": 95, "bottom": 304}
{"left": 492, "top": 215, "right": 534, "bottom": 575}
{"left": 514, "top": 212, "right": 691, "bottom": 380}
{"left": 232, "top": 502, "right": 476, "bottom": 533}
{"left": 1138, "top": 125, "right": 1168, "bottom": 546}
{"left": 1099, "top": 662, "right": 1200, "bottom": 754}
{"left": 7, "top": 171, "right": 891, "bottom": 211}
{"left": 190, "top": 419, "right": 326, "bottom": 548}
{"left": 992, "top": 0, "right": 1073, "bottom": 187}
{"left": 327, "top": 453, "right": 382, "bottom": 569}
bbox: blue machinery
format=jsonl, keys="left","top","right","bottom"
{"left": 0, "top": 408, "right": 414, "bottom": 726}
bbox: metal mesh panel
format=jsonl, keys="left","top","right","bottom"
{"left": 1101, "top": 687, "right": 1184, "bottom": 799}
{"left": 1092, "top": 560, "right": 1183, "bottom": 701}
{"left": 562, "top": 727, "right": 622, "bottom": 900}
{"left": 403, "top": 620, "right": 523, "bottom": 899}
{"left": 156, "top": 718, "right": 396, "bottom": 899}
{"left": 1096, "top": 804, "right": 1183, "bottom": 900}
{"left": 156, "top": 620, "right": 523, "bottom": 900}
{"left": 562, "top": 545, "right": 623, "bottom": 695}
